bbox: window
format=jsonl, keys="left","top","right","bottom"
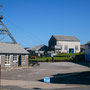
{"left": 13, "top": 55, "right": 18, "bottom": 62}
{"left": 5, "top": 55, "right": 11, "bottom": 65}
{"left": 60, "top": 45, "right": 62, "bottom": 50}
{"left": 55, "top": 45, "right": 62, "bottom": 50}
{"left": 0, "top": 55, "right": 1, "bottom": 64}
{"left": 64, "top": 45, "right": 68, "bottom": 50}
{"left": 75, "top": 45, "right": 78, "bottom": 50}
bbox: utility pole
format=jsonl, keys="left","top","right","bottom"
{"left": 0, "top": 5, "right": 17, "bottom": 44}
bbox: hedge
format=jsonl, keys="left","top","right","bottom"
{"left": 54, "top": 52, "right": 85, "bottom": 57}
{"left": 29, "top": 57, "right": 70, "bottom": 62}
{"left": 29, "top": 52, "right": 85, "bottom": 62}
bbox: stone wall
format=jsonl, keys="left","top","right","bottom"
{"left": 21, "top": 55, "right": 28, "bottom": 67}
{"left": 1, "top": 55, "right": 5, "bottom": 69}
{"left": 0, "top": 54, "right": 28, "bottom": 69}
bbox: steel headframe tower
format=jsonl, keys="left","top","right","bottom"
{"left": 0, "top": 5, "right": 17, "bottom": 44}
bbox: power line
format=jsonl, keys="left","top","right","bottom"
{"left": 4, "top": 17, "right": 47, "bottom": 45}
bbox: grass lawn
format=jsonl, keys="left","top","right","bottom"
{"left": 54, "top": 52, "right": 85, "bottom": 57}
{"left": 29, "top": 57, "right": 70, "bottom": 62}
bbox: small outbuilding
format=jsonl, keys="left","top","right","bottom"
{"left": 26, "top": 45, "right": 48, "bottom": 57}
{"left": 0, "top": 42, "right": 29, "bottom": 69}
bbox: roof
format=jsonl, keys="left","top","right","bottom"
{"left": 85, "top": 41, "right": 90, "bottom": 45}
{"left": 0, "top": 42, "right": 29, "bottom": 54}
{"left": 52, "top": 35, "right": 80, "bottom": 42}
{"left": 80, "top": 45, "right": 85, "bottom": 49}
{"left": 26, "top": 45, "right": 48, "bottom": 51}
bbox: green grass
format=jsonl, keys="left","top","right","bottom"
{"left": 29, "top": 57, "right": 70, "bottom": 62}
{"left": 54, "top": 57, "right": 70, "bottom": 60}
{"left": 54, "top": 52, "right": 85, "bottom": 57}
{"left": 29, "top": 52, "right": 85, "bottom": 62}
{"left": 29, "top": 57, "right": 51, "bottom": 62}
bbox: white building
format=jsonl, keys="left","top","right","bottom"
{"left": 49, "top": 35, "right": 80, "bottom": 53}
{"left": 85, "top": 41, "right": 90, "bottom": 61}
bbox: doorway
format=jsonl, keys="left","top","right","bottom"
{"left": 18, "top": 55, "right": 21, "bottom": 66}
{"left": 69, "top": 48, "right": 74, "bottom": 53}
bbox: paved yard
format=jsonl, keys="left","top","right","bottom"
{"left": 1, "top": 62, "right": 90, "bottom": 90}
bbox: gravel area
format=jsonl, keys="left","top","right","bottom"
{"left": 1, "top": 62, "right": 90, "bottom": 89}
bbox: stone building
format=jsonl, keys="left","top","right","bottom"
{"left": 0, "top": 42, "right": 29, "bottom": 69}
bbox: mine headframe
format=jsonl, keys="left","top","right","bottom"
{"left": 0, "top": 5, "right": 17, "bottom": 44}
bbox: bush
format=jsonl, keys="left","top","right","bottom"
{"left": 69, "top": 52, "right": 85, "bottom": 62}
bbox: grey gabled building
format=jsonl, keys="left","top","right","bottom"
{"left": 49, "top": 35, "right": 80, "bottom": 53}
{"left": 26, "top": 45, "right": 48, "bottom": 57}
{"left": 0, "top": 42, "right": 29, "bottom": 69}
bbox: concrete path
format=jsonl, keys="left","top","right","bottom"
{"left": 1, "top": 79, "right": 89, "bottom": 89}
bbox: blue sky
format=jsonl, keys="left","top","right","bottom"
{"left": 0, "top": 0, "right": 90, "bottom": 47}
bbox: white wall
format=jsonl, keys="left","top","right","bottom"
{"left": 55, "top": 41, "right": 80, "bottom": 53}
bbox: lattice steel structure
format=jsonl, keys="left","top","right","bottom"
{"left": 0, "top": 5, "right": 17, "bottom": 43}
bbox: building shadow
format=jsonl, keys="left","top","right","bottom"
{"left": 72, "top": 61, "right": 90, "bottom": 67}
{"left": 38, "top": 71, "right": 90, "bottom": 85}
